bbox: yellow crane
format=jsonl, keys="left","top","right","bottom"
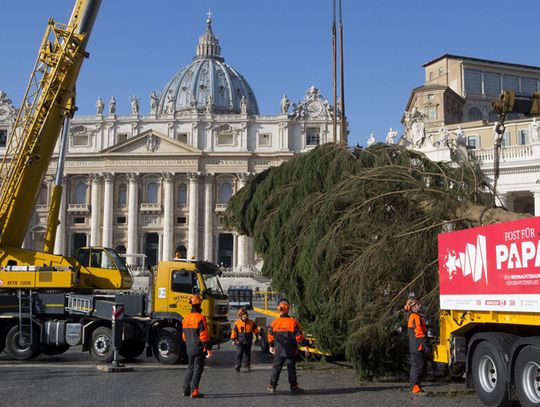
{"left": 0, "top": 0, "right": 131, "bottom": 290}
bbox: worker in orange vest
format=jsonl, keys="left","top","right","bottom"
{"left": 231, "top": 307, "right": 260, "bottom": 372}
{"left": 182, "top": 294, "right": 212, "bottom": 398}
{"left": 405, "top": 297, "right": 429, "bottom": 396}
{"left": 266, "top": 299, "right": 308, "bottom": 394}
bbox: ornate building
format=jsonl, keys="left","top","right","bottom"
{"left": 0, "top": 17, "right": 342, "bottom": 269}
{"left": 400, "top": 54, "right": 540, "bottom": 216}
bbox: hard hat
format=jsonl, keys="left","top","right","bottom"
{"left": 237, "top": 307, "right": 248, "bottom": 318}
{"left": 189, "top": 295, "right": 203, "bottom": 305}
{"left": 404, "top": 298, "right": 419, "bottom": 312}
{"left": 277, "top": 299, "right": 290, "bottom": 313}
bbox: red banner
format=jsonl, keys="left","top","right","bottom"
{"left": 438, "top": 216, "right": 540, "bottom": 312}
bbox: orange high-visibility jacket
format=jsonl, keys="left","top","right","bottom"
{"left": 182, "top": 311, "right": 210, "bottom": 356}
{"left": 231, "top": 319, "right": 260, "bottom": 345}
{"left": 407, "top": 312, "right": 427, "bottom": 353}
{"left": 268, "top": 315, "right": 305, "bottom": 357}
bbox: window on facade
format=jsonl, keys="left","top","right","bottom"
{"left": 218, "top": 182, "right": 233, "bottom": 204}
{"left": 177, "top": 184, "right": 187, "bottom": 205}
{"left": 176, "top": 216, "right": 187, "bottom": 224}
{"left": 519, "top": 129, "right": 529, "bottom": 145}
{"left": 0, "top": 129, "right": 7, "bottom": 147}
{"left": 502, "top": 131, "right": 510, "bottom": 147}
{"left": 217, "top": 132, "right": 234, "bottom": 146}
{"left": 146, "top": 182, "right": 158, "bottom": 203}
{"left": 429, "top": 71, "right": 433, "bottom": 81}
{"left": 74, "top": 182, "right": 87, "bottom": 204}
{"left": 116, "top": 216, "right": 126, "bottom": 224}
{"left": 258, "top": 133, "right": 271, "bottom": 147}
{"left": 503, "top": 75, "right": 519, "bottom": 92}
{"left": 468, "top": 107, "right": 483, "bottom": 121}
{"left": 37, "top": 185, "right": 48, "bottom": 205}
{"left": 118, "top": 184, "right": 127, "bottom": 206}
{"left": 466, "top": 136, "right": 479, "bottom": 149}
{"left": 74, "top": 217, "right": 86, "bottom": 224}
{"left": 521, "top": 78, "right": 538, "bottom": 94}
{"left": 306, "top": 127, "right": 320, "bottom": 146}
{"left": 483, "top": 72, "right": 501, "bottom": 96}
{"left": 438, "top": 67, "right": 444, "bottom": 76}
{"left": 427, "top": 94, "right": 434, "bottom": 101}
{"left": 175, "top": 133, "right": 188, "bottom": 144}
{"left": 72, "top": 134, "right": 89, "bottom": 146}
{"left": 426, "top": 106, "right": 437, "bottom": 120}
{"left": 464, "top": 69, "right": 482, "bottom": 95}
{"left": 117, "top": 133, "right": 129, "bottom": 143}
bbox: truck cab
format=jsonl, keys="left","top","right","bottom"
{"left": 152, "top": 259, "right": 230, "bottom": 345}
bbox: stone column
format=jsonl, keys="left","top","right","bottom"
{"left": 158, "top": 232, "right": 164, "bottom": 262}
{"left": 203, "top": 173, "right": 214, "bottom": 261}
{"left": 90, "top": 174, "right": 102, "bottom": 246}
{"left": 534, "top": 191, "right": 540, "bottom": 216}
{"left": 53, "top": 176, "right": 68, "bottom": 255}
{"left": 127, "top": 173, "right": 139, "bottom": 265}
{"left": 162, "top": 172, "right": 174, "bottom": 261}
{"left": 236, "top": 172, "right": 251, "bottom": 268}
{"left": 187, "top": 172, "right": 200, "bottom": 259}
{"left": 102, "top": 173, "right": 114, "bottom": 248}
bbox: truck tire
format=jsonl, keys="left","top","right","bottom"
{"left": 41, "top": 344, "right": 70, "bottom": 356}
{"left": 153, "top": 327, "right": 186, "bottom": 364}
{"left": 514, "top": 346, "right": 540, "bottom": 407}
{"left": 471, "top": 341, "right": 513, "bottom": 407}
{"left": 5, "top": 325, "right": 40, "bottom": 360}
{"left": 89, "top": 327, "right": 114, "bottom": 363}
{"left": 120, "top": 340, "right": 145, "bottom": 360}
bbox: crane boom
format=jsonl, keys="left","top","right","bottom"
{"left": 0, "top": 0, "right": 101, "bottom": 248}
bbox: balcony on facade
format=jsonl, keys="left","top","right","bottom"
{"left": 68, "top": 204, "right": 90, "bottom": 213}
{"left": 140, "top": 203, "right": 162, "bottom": 213}
{"left": 215, "top": 203, "right": 227, "bottom": 212}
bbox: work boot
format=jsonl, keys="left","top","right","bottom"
{"left": 234, "top": 366, "right": 240, "bottom": 372}
{"left": 412, "top": 384, "right": 427, "bottom": 396}
{"left": 182, "top": 389, "right": 190, "bottom": 397}
{"left": 266, "top": 384, "right": 276, "bottom": 393}
{"left": 191, "top": 388, "right": 204, "bottom": 398}
{"left": 290, "top": 384, "right": 304, "bottom": 394}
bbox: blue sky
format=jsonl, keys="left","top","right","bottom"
{"left": 2, "top": 1, "right": 540, "bottom": 147}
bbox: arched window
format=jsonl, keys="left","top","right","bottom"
{"left": 115, "top": 245, "right": 126, "bottom": 254}
{"left": 146, "top": 182, "right": 158, "bottom": 204}
{"left": 118, "top": 184, "right": 127, "bottom": 206}
{"left": 468, "top": 107, "right": 483, "bottom": 122}
{"left": 218, "top": 182, "right": 233, "bottom": 204}
{"left": 177, "top": 184, "right": 187, "bottom": 205}
{"left": 75, "top": 182, "right": 87, "bottom": 204}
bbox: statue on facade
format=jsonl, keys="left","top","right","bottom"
{"left": 130, "top": 96, "right": 139, "bottom": 115}
{"left": 150, "top": 91, "right": 158, "bottom": 114}
{"left": 367, "top": 133, "right": 376, "bottom": 147}
{"left": 280, "top": 94, "right": 290, "bottom": 114}
{"left": 108, "top": 96, "right": 116, "bottom": 115}
{"left": 403, "top": 107, "right": 426, "bottom": 147}
{"left": 455, "top": 126, "right": 466, "bottom": 146}
{"left": 167, "top": 90, "right": 176, "bottom": 114}
{"left": 385, "top": 128, "right": 398, "bottom": 144}
{"left": 240, "top": 96, "right": 248, "bottom": 115}
{"left": 529, "top": 117, "right": 540, "bottom": 143}
{"left": 438, "top": 126, "right": 450, "bottom": 147}
{"left": 95, "top": 97, "right": 104, "bottom": 115}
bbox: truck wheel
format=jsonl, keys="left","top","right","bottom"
{"left": 153, "top": 327, "right": 185, "bottom": 364}
{"left": 471, "top": 341, "right": 513, "bottom": 407}
{"left": 41, "top": 344, "right": 70, "bottom": 356}
{"left": 120, "top": 340, "right": 145, "bottom": 360}
{"left": 514, "top": 346, "right": 540, "bottom": 407}
{"left": 5, "top": 325, "right": 40, "bottom": 360}
{"left": 89, "top": 327, "right": 114, "bottom": 363}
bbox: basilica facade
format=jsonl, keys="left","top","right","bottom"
{"left": 0, "top": 17, "right": 341, "bottom": 269}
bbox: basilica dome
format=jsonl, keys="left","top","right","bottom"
{"left": 157, "top": 17, "right": 259, "bottom": 116}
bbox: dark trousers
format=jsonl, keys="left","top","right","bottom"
{"left": 183, "top": 353, "right": 206, "bottom": 392}
{"left": 410, "top": 350, "right": 426, "bottom": 386}
{"left": 270, "top": 356, "right": 297, "bottom": 388}
{"left": 235, "top": 343, "right": 252, "bottom": 368}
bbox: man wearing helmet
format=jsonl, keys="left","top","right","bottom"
{"left": 405, "top": 297, "right": 428, "bottom": 396}
{"left": 266, "top": 299, "right": 308, "bottom": 394}
{"left": 182, "top": 294, "right": 212, "bottom": 398}
{"left": 231, "top": 307, "right": 260, "bottom": 372}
